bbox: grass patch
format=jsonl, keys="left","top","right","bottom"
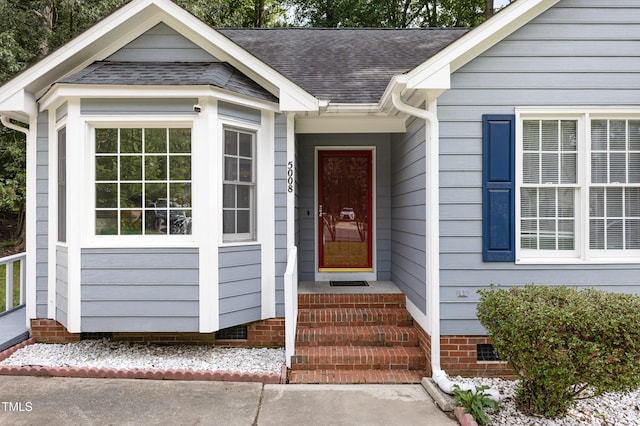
{"left": 0, "top": 262, "right": 22, "bottom": 312}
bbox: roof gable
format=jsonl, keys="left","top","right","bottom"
{"left": 0, "top": 0, "right": 318, "bottom": 116}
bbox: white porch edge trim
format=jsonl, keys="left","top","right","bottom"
{"left": 284, "top": 246, "right": 298, "bottom": 368}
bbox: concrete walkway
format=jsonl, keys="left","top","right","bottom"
{"left": 0, "top": 376, "right": 457, "bottom": 425}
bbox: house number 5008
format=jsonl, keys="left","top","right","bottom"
{"left": 287, "top": 161, "right": 294, "bottom": 193}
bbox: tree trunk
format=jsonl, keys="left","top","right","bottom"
{"left": 485, "top": 0, "right": 494, "bottom": 19}
{"left": 14, "top": 205, "right": 26, "bottom": 251}
{"left": 36, "top": 2, "right": 55, "bottom": 57}
{"left": 255, "top": 0, "right": 265, "bottom": 27}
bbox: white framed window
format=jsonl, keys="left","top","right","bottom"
{"left": 93, "top": 126, "right": 192, "bottom": 236}
{"left": 517, "top": 110, "right": 640, "bottom": 262}
{"left": 222, "top": 127, "right": 256, "bottom": 242}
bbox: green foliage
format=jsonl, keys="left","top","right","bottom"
{"left": 0, "top": 127, "right": 26, "bottom": 212}
{"left": 287, "top": 0, "right": 492, "bottom": 28}
{"left": 452, "top": 384, "right": 498, "bottom": 425}
{"left": 477, "top": 285, "right": 640, "bottom": 418}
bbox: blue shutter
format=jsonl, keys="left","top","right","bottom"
{"left": 482, "top": 115, "right": 515, "bottom": 261}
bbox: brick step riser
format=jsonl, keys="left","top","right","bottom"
{"left": 291, "top": 360, "right": 426, "bottom": 371}
{"left": 298, "top": 295, "right": 406, "bottom": 310}
{"left": 296, "top": 328, "right": 419, "bottom": 347}
{"left": 290, "top": 349, "right": 426, "bottom": 371}
{"left": 288, "top": 369, "right": 424, "bottom": 384}
{"left": 297, "top": 312, "right": 413, "bottom": 328}
{"left": 298, "top": 302, "right": 406, "bottom": 309}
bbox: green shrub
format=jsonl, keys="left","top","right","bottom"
{"left": 477, "top": 284, "right": 640, "bottom": 418}
{"left": 452, "top": 384, "right": 498, "bottom": 425}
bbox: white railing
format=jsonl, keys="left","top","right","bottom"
{"left": 0, "top": 252, "right": 26, "bottom": 313}
{"left": 284, "top": 246, "right": 298, "bottom": 368}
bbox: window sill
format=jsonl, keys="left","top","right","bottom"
{"left": 517, "top": 256, "right": 640, "bottom": 265}
{"left": 84, "top": 235, "right": 197, "bottom": 249}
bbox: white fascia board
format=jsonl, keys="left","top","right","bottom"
{"left": 0, "top": 89, "right": 38, "bottom": 117}
{"left": 296, "top": 117, "right": 406, "bottom": 134}
{"left": 403, "top": 0, "right": 560, "bottom": 90}
{"left": 39, "top": 85, "right": 280, "bottom": 113}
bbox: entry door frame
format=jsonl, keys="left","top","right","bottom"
{"left": 314, "top": 146, "right": 377, "bottom": 282}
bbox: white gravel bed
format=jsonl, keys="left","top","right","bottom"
{"left": 454, "top": 376, "right": 640, "bottom": 426}
{"left": 0, "top": 339, "right": 285, "bottom": 375}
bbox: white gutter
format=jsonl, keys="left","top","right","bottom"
{"left": 390, "top": 94, "right": 499, "bottom": 401}
{"left": 1, "top": 114, "right": 29, "bottom": 136}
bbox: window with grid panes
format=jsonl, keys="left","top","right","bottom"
{"left": 94, "top": 127, "right": 192, "bottom": 236}
{"left": 223, "top": 128, "right": 256, "bottom": 242}
{"left": 519, "top": 115, "right": 640, "bottom": 259}
{"left": 590, "top": 119, "right": 640, "bottom": 251}
{"left": 521, "top": 119, "right": 578, "bottom": 252}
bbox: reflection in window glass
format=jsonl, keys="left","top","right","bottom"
{"left": 95, "top": 127, "right": 192, "bottom": 235}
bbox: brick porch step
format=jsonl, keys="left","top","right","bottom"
{"left": 296, "top": 308, "right": 413, "bottom": 328}
{"left": 290, "top": 346, "right": 426, "bottom": 371}
{"left": 298, "top": 293, "right": 406, "bottom": 309}
{"left": 296, "top": 325, "right": 419, "bottom": 347}
{"left": 288, "top": 369, "right": 424, "bottom": 384}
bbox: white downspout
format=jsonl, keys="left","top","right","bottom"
{"left": 390, "top": 94, "right": 499, "bottom": 401}
{"left": 1, "top": 114, "right": 29, "bottom": 136}
{"left": 391, "top": 93, "right": 442, "bottom": 372}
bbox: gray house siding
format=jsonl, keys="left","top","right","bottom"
{"left": 297, "top": 134, "right": 392, "bottom": 281}
{"left": 36, "top": 111, "right": 48, "bottom": 318}
{"left": 107, "top": 22, "right": 217, "bottom": 62}
{"left": 438, "top": 0, "right": 640, "bottom": 335}
{"left": 81, "top": 98, "right": 198, "bottom": 115}
{"left": 390, "top": 117, "right": 427, "bottom": 314}
{"left": 274, "top": 113, "right": 287, "bottom": 317}
{"left": 218, "top": 245, "right": 262, "bottom": 329}
{"left": 55, "top": 246, "right": 68, "bottom": 327}
{"left": 80, "top": 248, "right": 199, "bottom": 332}
{"left": 218, "top": 101, "right": 262, "bottom": 124}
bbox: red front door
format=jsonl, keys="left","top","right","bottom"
{"left": 318, "top": 150, "right": 373, "bottom": 271}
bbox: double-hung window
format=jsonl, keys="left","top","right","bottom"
{"left": 94, "top": 127, "right": 192, "bottom": 236}
{"left": 223, "top": 128, "right": 256, "bottom": 242}
{"left": 518, "top": 112, "right": 640, "bottom": 261}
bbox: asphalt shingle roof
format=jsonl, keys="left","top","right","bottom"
{"left": 219, "top": 28, "right": 469, "bottom": 104}
{"left": 59, "top": 61, "right": 277, "bottom": 103}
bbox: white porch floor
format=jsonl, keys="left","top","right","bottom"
{"left": 299, "top": 281, "right": 402, "bottom": 294}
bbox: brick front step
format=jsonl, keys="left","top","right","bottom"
{"left": 289, "top": 369, "right": 424, "bottom": 384}
{"left": 297, "top": 308, "right": 413, "bottom": 328}
{"left": 290, "top": 346, "right": 426, "bottom": 370}
{"left": 298, "top": 294, "right": 406, "bottom": 309}
{"left": 296, "top": 326, "right": 419, "bottom": 347}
